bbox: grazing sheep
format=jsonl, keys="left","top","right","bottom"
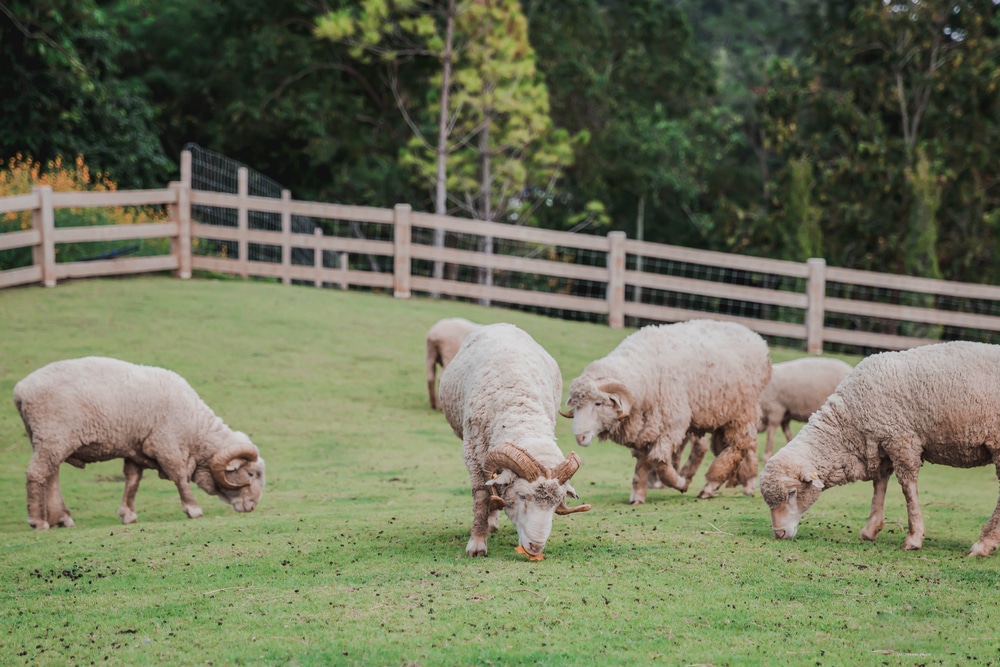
{"left": 760, "top": 341, "right": 1000, "bottom": 556}
{"left": 14, "top": 356, "right": 265, "bottom": 529}
{"left": 759, "top": 357, "right": 853, "bottom": 460}
{"left": 425, "top": 318, "right": 482, "bottom": 409}
{"left": 439, "top": 323, "right": 590, "bottom": 558}
{"left": 564, "top": 319, "right": 771, "bottom": 502}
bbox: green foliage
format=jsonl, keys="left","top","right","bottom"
{"left": 8, "top": 277, "right": 1000, "bottom": 665}
{"left": 777, "top": 156, "right": 823, "bottom": 261}
{"left": 761, "top": 0, "right": 1000, "bottom": 280}
{"left": 0, "top": 0, "right": 173, "bottom": 189}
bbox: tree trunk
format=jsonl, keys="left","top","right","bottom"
{"left": 431, "top": 0, "right": 456, "bottom": 296}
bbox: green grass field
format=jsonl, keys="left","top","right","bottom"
{"left": 2, "top": 276, "right": 999, "bottom": 667}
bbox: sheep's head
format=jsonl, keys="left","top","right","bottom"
{"left": 484, "top": 443, "right": 590, "bottom": 559}
{"left": 207, "top": 432, "right": 266, "bottom": 513}
{"left": 759, "top": 447, "right": 824, "bottom": 539}
{"left": 562, "top": 378, "right": 632, "bottom": 447}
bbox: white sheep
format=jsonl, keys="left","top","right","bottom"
{"left": 758, "top": 357, "right": 853, "bottom": 460}
{"left": 564, "top": 319, "right": 771, "bottom": 502}
{"left": 425, "top": 318, "right": 482, "bottom": 409}
{"left": 14, "top": 356, "right": 265, "bottom": 529}
{"left": 439, "top": 323, "right": 590, "bottom": 559}
{"left": 760, "top": 341, "right": 1000, "bottom": 556}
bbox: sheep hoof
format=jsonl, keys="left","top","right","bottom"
{"left": 902, "top": 536, "right": 923, "bottom": 551}
{"left": 119, "top": 509, "right": 137, "bottom": 525}
{"left": 968, "top": 541, "right": 995, "bottom": 557}
{"left": 29, "top": 520, "right": 50, "bottom": 531}
{"left": 184, "top": 506, "right": 204, "bottom": 519}
{"left": 57, "top": 516, "right": 75, "bottom": 528}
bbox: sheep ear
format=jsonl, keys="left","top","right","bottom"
{"left": 800, "top": 471, "right": 824, "bottom": 489}
{"left": 598, "top": 381, "right": 632, "bottom": 419}
{"left": 486, "top": 470, "right": 517, "bottom": 487}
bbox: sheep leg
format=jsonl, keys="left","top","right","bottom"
{"left": 678, "top": 435, "right": 709, "bottom": 483}
{"left": 45, "top": 467, "right": 74, "bottom": 528}
{"left": 763, "top": 424, "right": 777, "bottom": 461}
{"left": 647, "top": 437, "right": 690, "bottom": 493}
{"left": 467, "top": 486, "right": 491, "bottom": 556}
{"left": 25, "top": 454, "right": 53, "bottom": 530}
{"left": 860, "top": 471, "right": 891, "bottom": 542}
{"left": 969, "top": 461, "right": 1000, "bottom": 557}
{"left": 781, "top": 419, "right": 794, "bottom": 443}
{"left": 629, "top": 449, "right": 651, "bottom": 504}
{"left": 897, "top": 473, "right": 925, "bottom": 550}
{"left": 118, "top": 459, "right": 144, "bottom": 525}
{"left": 969, "top": 495, "right": 1000, "bottom": 557}
{"left": 699, "top": 425, "right": 756, "bottom": 499}
{"left": 162, "top": 470, "right": 203, "bottom": 519}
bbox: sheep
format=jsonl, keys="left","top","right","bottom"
{"left": 760, "top": 340, "right": 1000, "bottom": 557}
{"left": 758, "top": 357, "right": 853, "bottom": 460}
{"left": 439, "top": 323, "right": 590, "bottom": 558}
{"left": 564, "top": 319, "right": 771, "bottom": 502}
{"left": 13, "top": 356, "right": 265, "bottom": 529}
{"left": 425, "top": 318, "right": 482, "bottom": 409}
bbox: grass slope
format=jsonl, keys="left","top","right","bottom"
{"left": 1, "top": 276, "right": 999, "bottom": 667}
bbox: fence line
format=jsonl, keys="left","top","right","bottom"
{"left": 4, "top": 150, "right": 1000, "bottom": 354}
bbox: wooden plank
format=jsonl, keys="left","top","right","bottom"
{"left": 622, "top": 302, "right": 808, "bottom": 340}
{"left": 34, "top": 186, "right": 56, "bottom": 287}
{"left": 191, "top": 223, "right": 392, "bottom": 255}
{"left": 627, "top": 271, "right": 809, "bottom": 309}
{"left": 624, "top": 239, "right": 811, "bottom": 279}
{"left": 54, "top": 255, "right": 178, "bottom": 279}
{"left": 191, "top": 255, "right": 393, "bottom": 289}
{"left": 0, "top": 265, "right": 42, "bottom": 288}
{"left": 819, "top": 327, "right": 937, "bottom": 351}
{"left": 0, "top": 192, "right": 39, "bottom": 215}
{"left": 53, "top": 221, "right": 179, "bottom": 244}
{"left": 0, "top": 228, "right": 40, "bottom": 251}
{"left": 410, "top": 211, "right": 612, "bottom": 251}
{"left": 607, "top": 231, "right": 626, "bottom": 328}
{"left": 393, "top": 204, "right": 412, "bottom": 298}
{"left": 824, "top": 296, "right": 1000, "bottom": 332}
{"left": 805, "top": 258, "right": 826, "bottom": 354}
{"left": 189, "top": 190, "right": 396, "bottom": 224}
{"left": 826, "top": 265, "right": 1000, "bottom": 300}
{"left": 51, "top": 189, "right": 177, "bottom": 208}
{"left": 411, "top": 244, "right": 609, "bottom": 281}
{"left": 410, "top": 276, "right": 609, "bottom": 313}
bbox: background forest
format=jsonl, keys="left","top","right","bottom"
{"left": 2, "top": 0, "right": 999, "bottom": 284}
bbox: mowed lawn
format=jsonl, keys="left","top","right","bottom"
{"left": 1, "top": 276, "right": 999, "bottom": 667}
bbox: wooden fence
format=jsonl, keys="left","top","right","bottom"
{"left": 4, "top": 150, "right": 1000, "bottom": 354}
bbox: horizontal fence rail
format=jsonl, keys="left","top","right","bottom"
{"left": 5, "top": 150, "right": 1000, "bottom": 354}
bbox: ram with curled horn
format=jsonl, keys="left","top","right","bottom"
{"left": 438, "top": 323, "right": 591, "bottom": 560}
{"left": 14, "top": 356, "right": 266, "bottom": 529}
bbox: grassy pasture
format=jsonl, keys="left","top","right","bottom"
{"left": 1, "top": 276, "right": 1000, "bottom": 666}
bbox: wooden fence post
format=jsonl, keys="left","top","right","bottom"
{"left": 180, "top": 150, "right": 192, "bottom": 188}
{"left": 313, "top": 228, "right": 323, "bottom": 288}
{"left": 607, "top": 231, "right": 626, "bottom": 329}
{"left": 393, "top": 203, "right": 412, "bottom": 299}
{"left": 280, "top": 189, "right": 291, "bottom": 286}
{"left": 806, "top": 257, "right": 826, "bottom": 354}
{"left": 169, "top": 181, "right": 192, "bottom": 279}
{"left": 31, "top": 185, "right": 56, "bottom": 287}
{"left": 237, "top": 167, "right": 249, "bottom": 279}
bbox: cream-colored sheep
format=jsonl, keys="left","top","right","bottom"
{"left": 14, "top": 356, "right": 265, "bottom": 529}
{"left": 439, "top": 323, "right": 589, "bottom": 559}
{"left": 760, "top": 341, "right": 1000, "bottom": 556}
{"left": 425, "top": 318, "right": 482, "bottom": 409}
{"left": 565, "top": 319, "right": 771, "bottom": 502}
{"left": 759, "top": 357, "right": 853, "bottom": 460}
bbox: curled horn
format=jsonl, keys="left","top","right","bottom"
{"left": 556, "top": 501, "right": 592, "bottom": 515}
{"left": 597, "top": 380, "right": 632, "bottom": 418}
{"left": 558, "top": 408, "right": 574, "bottom": 419}
{"left": 484, "top": 443, "right": 544, "bottom": 481}
{"left": 209, "top": 445, "right": 259, "bottom": 490}
{"left": 553, "top": 451, "right": 582, "bottom": 485}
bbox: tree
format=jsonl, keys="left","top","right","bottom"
{"left": 761, "top": 1, "right": 1000, "bottom": 282}
{"left": 0, "top": 0, "right": 172, "bottom": 188}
